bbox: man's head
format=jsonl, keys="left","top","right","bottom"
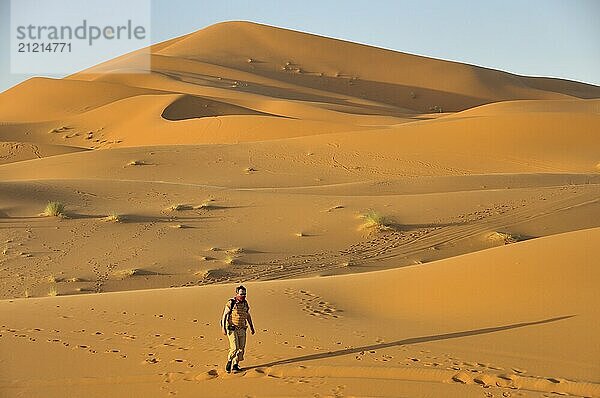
{"left": 236, "top": 285, "right": 247, "bottom": 301}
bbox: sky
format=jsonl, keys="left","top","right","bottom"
{"left": 0, "top": 0, "right": 599, "bottom": 93}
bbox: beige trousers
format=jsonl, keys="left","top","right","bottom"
{"left": 227, "top": 328, "right": 246, "bottom": 365}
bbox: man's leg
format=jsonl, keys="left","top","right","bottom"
{"left": 231, "top": 329, "right": 247, "bottom": 371}
{"left": 236, "top": 328, "right": 247, "bottom": 364}
{"left": 226, "top": 329, "right": 238, "bottom": 371}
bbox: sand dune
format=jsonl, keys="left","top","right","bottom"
{"left": 0, "top": 77, "right": 159, "bottom": 122}
{"left": 145, "top": 21, "right": 600, "bottom": 109}
{"left": 0, "top": 20, "right": 598, "bottom": 398}
{"left": 0, "top": 142, "right": 85, "bottom": 165}
{"left": 1, "top": 228, "right": 598, "bottom": 397}
{"left": 449, "top": 98, "right": 600, "bottom": 116}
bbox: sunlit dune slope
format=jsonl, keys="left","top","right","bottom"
{"left": 1, "top": 21, "right": 599, "bottom": 150}
{"left": 0, "top": 227, "right": 598, "bottom": 398}
{"left": 83, "top": 21, "right": 600, "bottom": 108}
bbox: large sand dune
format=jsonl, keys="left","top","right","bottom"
{"left": 0, "top": 21, "right": 598, "bottom": 397}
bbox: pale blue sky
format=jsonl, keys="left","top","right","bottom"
{"left": 1, "top": 0, "right": 599, "bottom": 93}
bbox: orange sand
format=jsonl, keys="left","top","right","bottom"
{"left": 0, "top": 21, "right": 598, "bottom": 398}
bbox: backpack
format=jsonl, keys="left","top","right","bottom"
{"left": 221, "top": 298, "right": 249, "bottom": 329}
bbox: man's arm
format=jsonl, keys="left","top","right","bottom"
{"left": 221, "top": 305, "right": 230, "bottom": 335}
{"left": 247, "top": 311, "right": 255, "bottom": 335}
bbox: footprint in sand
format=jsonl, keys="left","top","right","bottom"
{"left": 195, "top": 369, "right": 219, "bottom": 380}
{"left": 473, "top": 374, "right": 496, "bottom": 387}
{"left": 452, "top": 371, "right": 472, "bottom": 384}
{"left": 285, "top": 288, "right": 341, "bottom": 319}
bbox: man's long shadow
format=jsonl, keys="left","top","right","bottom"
{"left": 248, "top": 315, "right": 574, "bottom": 370}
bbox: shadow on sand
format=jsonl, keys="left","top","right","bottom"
{"left": 248, "top": 315, "right": 574, "bottom": 370}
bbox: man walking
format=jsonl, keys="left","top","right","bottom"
{"left": 222, "top": 285, "right": 255, "bottom": 373}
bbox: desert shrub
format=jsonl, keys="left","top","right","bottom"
{"left": 43, "top": 201, "right": 65, "bottom": 217}
{"left": 103, "top": 213, "right": 122, "bottom": 222}
{"left": 127, "top": 160, "right": 144, "bottom": 166}
{"left": 360, "top": 210, "right": 392, "bottom": 230}
{"left": 224, "top": 255, "right": 237, "bottom": 265}
{"left": 167, "top": 204, "right": 193, "bottom": 211}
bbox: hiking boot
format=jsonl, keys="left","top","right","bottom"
{"left": 232, "top": 364, "right": 241, "bottom": 372}
{"left": 225, "top": 360, "right": 232, "bottom": 373}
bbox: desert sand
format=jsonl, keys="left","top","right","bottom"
{"left": 0, "top": 21, "right": 599, "bottom": 397}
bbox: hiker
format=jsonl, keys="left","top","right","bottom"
{"left": 222, "top": 285, "right": 255, "bottom": 373}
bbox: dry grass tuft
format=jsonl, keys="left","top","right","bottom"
{"left": 194, "top": 199, "right": 217, "bottom": 210}
{"left": 194, "top": 269, "right": 210, "bottom": 278}
{"left": 487, "top": 231, "right": 520, "bottom": 245}
{"left": 360, "top": 210, "right": 391, "bottom": 231}
{"left": 43, "top": 201, "right": 65, "bottom": 217}
{"left": 223, "top": 255, "right": 238, "bottom": 265}
{"left": 127, "top": 160, "right": 145, "bottom": 166}
{"left": 167, "top": 204, "right": 193, "bottom": 212}
{"left": 113, "top": 268, "right": 156, "bottom": 279}
{"left": 48, "top": 286, "right": 59, "bottom": 297}
{"left": 113, "top": 269, "right": 137, "bottom": 279}
{"left": 103, "top": 213, "right": 123, "bottom": 223}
